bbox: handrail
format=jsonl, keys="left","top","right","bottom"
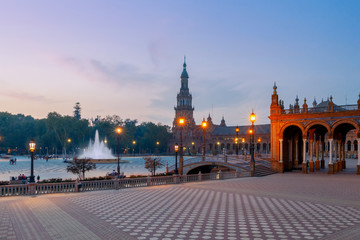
{"left": 0, "top": 169, "right": 253, "bottom": 197}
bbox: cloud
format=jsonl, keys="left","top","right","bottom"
{"left": 0, "top": 90, "right": 54, "bottom": 103}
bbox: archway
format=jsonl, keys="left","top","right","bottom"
{"left": 282, "top": 125, "right": 303, "bottom": 171}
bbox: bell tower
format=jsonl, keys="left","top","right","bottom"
{"left": 173, "top": 57, "right": 195, "bottom": 128}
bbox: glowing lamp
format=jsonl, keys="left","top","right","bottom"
{"left": 250, "top": 111, "right": 256, "bottom": 123}
{"left": 29, "top": 140, "right": 36, "bottom": 152}
{"left": 174, "top": 143, "right": 179, "bottom": 152}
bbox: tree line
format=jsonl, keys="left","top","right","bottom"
{"left": 0, "top": 107, "right": 171, "bottom": 155}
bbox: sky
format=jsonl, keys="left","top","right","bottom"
{"left": 0, "top": 0, "right": 359, "bottom": 126}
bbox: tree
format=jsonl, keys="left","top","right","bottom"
{"left": 73, "top": 102, "right": 81, "bottom": 120}
{"left": 143, "top": 156, "right": 164, "bottom": 176}
{"left": 66, "top": 159, "right": 96, "bottom": 180}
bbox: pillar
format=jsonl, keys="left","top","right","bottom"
{"left": 289, "top": 140, "right": 293, "bottom": 170}
{"left": 334, "top": 141, "right": 339, "bottom": 173}
{"left": 302, "top": 138, "right": 307, "bottom": 174}
{"left": 342, "top": 141, "right": 346, "bottom": 169}
{"left": 328, "top": 139, "right": 334, "bottom": 174}
{"left": 321, "top": 139, "right": 325, "bottom": 169}
{"left": 295, "top": 140, "right": 299, "bottom": 167}
{"left": 309, "top": 138, "right": 314, "bottom": 172}
{"left": 338, "top": 141, "right": 343, "bottom": 171}
{"left": 357, "top": 138, "right": 360, "bottom": 174}
{"left": 315, "top": 138, "right": 320, "bottom": 171}
{"left": 279, "top": 139, "right": 284, "bottom": 173}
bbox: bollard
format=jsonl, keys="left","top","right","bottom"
{"left": 28, "top": 183, "right": 37, "bottom": 195}
{"left": 114, "top": 178, "right": 119, "bottom": 190}
{"left": 218, "top": 170, "right": 223, "bottom": 180}
{"left": 198, "top": 171, "right": 202, "bottom": 181}
{"left": 75, "top": 179, "right": 79, "bottom": 192}
{"left": 147, "top": 175, "right": 151, "bottom": 186}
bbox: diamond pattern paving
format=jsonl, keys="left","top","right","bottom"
{"left": 1, "top": 173, "right": 360, "bottom": 240}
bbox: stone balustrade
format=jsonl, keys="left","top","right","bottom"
{"left": 0, "top": 170, "right": 250, "bottom": 197}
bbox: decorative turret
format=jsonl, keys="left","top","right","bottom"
{"left": 270, "top": 82, "right": 282, "bottom": 115}
{"left": 294, "top": 95, "right": 300, "bottom": 113}
{"left": 312, "top": 97, "right": 317, "bottom": 107}
{"left": 220, "top": 116, "right": 226, "bottom": 127}
{"left": 302, "top": 98, "right": 308, "bottom": 113}
{"left": 207, "top": 113, "right": 213, "bottom": 125}
{"left": 328, "top": 95, "right": 334, "bottom": 112}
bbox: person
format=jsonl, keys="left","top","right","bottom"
{"left": 112, "top": 170, "right": 116, "bottom": 176}
{"left": 37, "top": 175, "right": 40, "bottom": 182}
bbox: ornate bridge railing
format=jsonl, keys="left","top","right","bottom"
{"left": 0, "top": 170, "right": 250, "bottom": 197}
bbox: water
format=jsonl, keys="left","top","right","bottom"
{"left": 0, "top": 155, "right": 181, "bottom": 181}
{"left": 78, "top": 130, "right": 116, "bottom": 159}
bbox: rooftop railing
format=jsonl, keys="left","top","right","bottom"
{"left": 282, "top": 104, "right": 358, "bottom": 115}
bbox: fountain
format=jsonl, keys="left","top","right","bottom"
{"left": 77, "top": 130, "right": 129, "bottom": 163}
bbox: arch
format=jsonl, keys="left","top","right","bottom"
{"left": 331, "top": 119, "right": 360, "bottom": 137}
{"left": 280, "top": 122, "right": 305, "bottom": 138}
{"left": 304, "top": 120, "right": 331, "bottom": 135}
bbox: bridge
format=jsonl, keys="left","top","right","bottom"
{"left": 168, "top": 154, "right": 275, "bottom": 177}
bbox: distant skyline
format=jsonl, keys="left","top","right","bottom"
{"left": 0, "top": 1, "right": 359, "bottom": 126}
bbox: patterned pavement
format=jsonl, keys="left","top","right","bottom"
{"left": 1, "top": 173, "right": 360, "bottom": 240}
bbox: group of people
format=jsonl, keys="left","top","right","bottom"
{"left": 9, "top": 158, "right": 17, "bottom": 165}
{"left": 17, "top": 174, "right": 26, "bottom": 180}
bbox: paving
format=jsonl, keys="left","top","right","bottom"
{"left": 1, "top": 173, "right": 360, "bottom": 240}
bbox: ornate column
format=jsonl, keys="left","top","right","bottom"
{"left": 328, "top": 139, "right": 334, "bottom": 174}
{"left": 302, "top": 138, "right": 307, "bottom": 174}
{"left": 289, "top": 140, "right": 293, "bottom": 170}
{"left": 315, "top": 138, "right": 320, "bottom": 171}
{"left": 295, "top": 140, "right": 299, "bottom": 167}
{"left": 357, "top": 138, "right": 360, "bottom": 174}
{"left": 338, "top": 140, "right": 343, "bottom": 171}
{"left": 321, "top": 138, "right": 325, "bottom": 169}
{"left": 279, "top": 139, "right": 284, "bottom": 173}
{"left": 342, "top": 141, "right": 346, "bottom": 169}
{"left": 334, "top": 140, "right": 339, "bottom": 173}
{"left": 309, "top": 138, "right": 314, "bottom": 172}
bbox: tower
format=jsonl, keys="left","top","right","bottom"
{"left": 173, "top": 57, "right": 195, "bottom": 128}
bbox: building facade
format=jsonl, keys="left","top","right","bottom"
{"left": 269, "top": 83, "right": 360, "bottom": 174}
{"left": 168, "top": 60, "right": 271, "bottom": 156}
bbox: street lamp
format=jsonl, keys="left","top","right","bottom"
{"left": 250, "top": 111, "right": 256, "bottom": 177}
{"left": 132, "top": 140, "right": 136, "bottom": 156}
{"left": 29, "top": 140, "right": 36, "bottom": 183}
{"left": 235, "top": 126, "right": 239, "bottom": 155}
{"left": 115, "top": 127, "right": 122, "bottom": 176}
{"left": 179, "top": 117, "right": 185, "bottom": 174}
{"left": 174, "top": 143, "right": 179, "bottom": 175}
{"left": 201, "top": 119, "right": 207, "bottom": 161}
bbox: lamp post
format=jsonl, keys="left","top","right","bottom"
{"left": 179, "top": 118, "right": 185, "bottom": 174}
{"left": 174, "top": 143, "right": 179, "bottom": 175}
{"left": 67, "top": 138, "right": 71, "bottom": 158}
{"left": 29, "top": 140, "right": 36, "bottom": 183}
{"left": 201, "top": 119, "right": 207, "bottom": 161}
{"left": 250, "top": 111, "right": 256, "bottom": 177}
{"left": 115, "top": 127, "right": 122, "bottom": 176}
{"left": 132, "top": 141, "right": 136, "bottom": 156}
{"left": 235, "top": 126, "right": 239, "bottom": 155}
{"left": 156, "top": 141, "right": 160, "bottom": 155}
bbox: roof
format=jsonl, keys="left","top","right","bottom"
{"left": 212, "top": 124, "right": 270, "bottom": 136}
{"left": 181, "top": 68, "right": 189, "bottom": 78}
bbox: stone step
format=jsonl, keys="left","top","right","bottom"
{"left": 255, "top": 165, "right": 277, "bottom": 177}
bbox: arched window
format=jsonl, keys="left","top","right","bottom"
{"left": 256, "top": 143, "right": 261, "bottom": 152}
{"left": 354, "top": 140, "right": 358, "bottom": 151}
{"left": 263, "top": 143, "right": 267, "bottom": 152}
{"left": 347, "top": 141, "right": 351, "bottom": 151}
